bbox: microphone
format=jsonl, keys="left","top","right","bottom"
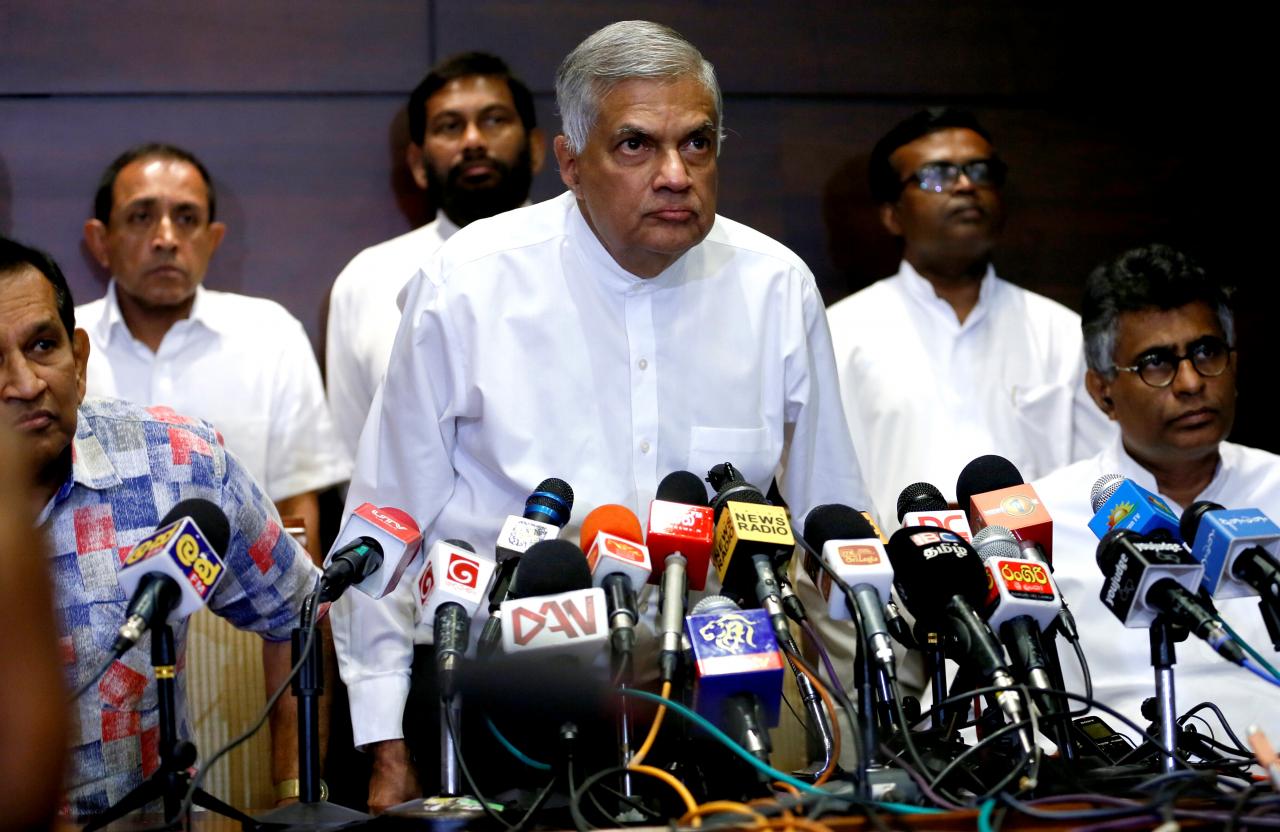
{"left": 500, "top": 540, "right": 607, "bottom": 661}
{"left": 972, "top": 526, "right": 1061, "bottom": 693}
{"left": 647, "top": 470, "right": 715, "bottom": 683}
{"left": 1088, "top": 474, "right": 1182, "bottom": 542}
{"left": 1182, "top": 501, "right": 1280, "bottom": 605}
{"left": 496, "top": 477, "right": 574, "bottom": 562}
{"left": 580, "top": 504, "right": 652, "bottom": 659}
{"left": 897, "top": 481, "right": 974, "bottom": 542}
{"left": 478, "top": 478, "right": 575, "bottom": 656}
{"left": 114, "top": 499, "right": 231, "bottom": 654}
{"left": 705, "top": 463, "right": 796, "bottom": 645}
{"left": 685, "top": 594, "right": 783, "bottom": 765}
{"left": 1096, "top": 528, "right": 1246, "bottom": 663}
{"left": 887, "top": 526, "right": 1033, "bottom": 749}
{"left": 956, "top": 455, "right": 1052, "bottom": 561}
{"left": 323, "top": 503, "right": 423, "bottom": 600}
{"left": 802, "top": 504, "right": 897, "bottom": 676}
{"left": 415, "top": 539, "right": 497, "bottom": 696}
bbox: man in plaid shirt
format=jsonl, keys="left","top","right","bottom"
{"left": 0, "top": 236, "right": 318, "bottom": 817}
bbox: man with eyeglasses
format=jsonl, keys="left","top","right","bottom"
{"left": 826, "top": 108, "right": 1113, "bottom": 525}
{"left": 1031, "top": 243, "right": 1279, "bottom": 743}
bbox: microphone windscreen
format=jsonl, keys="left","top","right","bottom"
{"left": 803, "top": 504, "right": 876, "bottom": 551}
{"left": 657, "top": 470, "right": 710, "bottom": 507}
{"left": 956, "top": 455, "right": 1023, "bottom": 517}
{"left": 887, "top": 526, "right": 987, "bottom": 618}
{"left": 1180, "top": 500, "right": 1224, "bottom": 544}
{"left": 896, "top": 482, "right": 948, "bottom": 521}
{"left": 161, "top": 498, "right": 230, "bottom": 556}
{"left": 510, "top": 539, "right": 591, "bottom": 598}
{"left": 579, "top": 504, "right": 644, "bottom": 552}
{"left": 971, "top": 525, "right": 1022, "bottom": 561}
{"left": 1090, "top": 474, "right": 1126, "bottom": 512}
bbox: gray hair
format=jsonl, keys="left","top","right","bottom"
{"left": 555, "top": 20, "right": 724, "bottom": 154}
{"left": 1081, "top": 243, "right": 1235, "bottom": 377}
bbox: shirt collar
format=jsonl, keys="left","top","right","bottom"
{"left": 566, "top": 193, "right": 691, "bottom": 293}
{"left": 1100, "top": 431, "right": 1227, "bottom": 513}
{"left": 894, "top": 260, "right": 998, "bottom": 329}
{"left": 100, "top": 280, "right": 228, "bottom": 341}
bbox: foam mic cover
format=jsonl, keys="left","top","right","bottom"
{"left": 325, "top": 503, "right": 423, "bottom": 600}
{"left": 1088, "top": 475, "right": 1181, "bottom": 542}
{"left": 896, "top": 481, "right": 948, "bottom": 521}
{"left": 117, "top": 498, "right": 231, "bottom": 626}
{"left": 580, "top": 505, "right": 651, "bottom": 585}
{"left": 1182, "top": 500, "right": 1280, "bottom": 601}
{"left": 957, "top": 455, "right": 1053, "bottom": 560}
{"left": 648, "top": 471, "right": 715, "bottom": 592}
{"left": 956, "top": 455, "right": 1022, "bottom": 520}
{"left": 801, "top": 504, "right": 892, "bottom": 619}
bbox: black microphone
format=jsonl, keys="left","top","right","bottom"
{"left": 887, "top": 525, "right": 1033, "bottom": 750}
{"left": 1096, "top": 528, "right": 1246, "bottom": 664}
{"left": 478, "top": 478, "right": 575, "bottom": 657}
{"left": 896, "top": 481, "right": 949, "bottom": 521}
{"left": 431, "top": 540, "right": 479, "bottom": 700}
{"left": 319, "top": 536, "right": 384, "bottom": 602}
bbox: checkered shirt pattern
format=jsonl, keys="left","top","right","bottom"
{"left": 41, "top": 397, "right": 318, "bottom": 818}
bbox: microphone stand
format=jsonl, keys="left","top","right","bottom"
{"left": 83, "top": 624, "right": 256, "bottom": 831}
{"left": 257, "top": 595, "right": 368, "bottom": 827}
{"left": 1150, "top": 616, "right": 1185, "bottom": 775}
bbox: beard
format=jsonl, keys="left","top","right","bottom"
{"left": 429, "top": 143, "right": 535, "bottom": 228}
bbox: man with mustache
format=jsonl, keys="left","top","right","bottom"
{"left": 827, "top": 109, "right": 1112, "bottom": 526}
{"left": 325, "top": 52, "right": 545, "bottom": 458}
{"left": 1032, "top": 244, "right": 1280, "bottom": 746}
{"left": 332, "top": 21, "right": 870, "bottom": 812}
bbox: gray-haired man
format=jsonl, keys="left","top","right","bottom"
{"left": 332, "top": 20, "right": 871, "bottom": 811}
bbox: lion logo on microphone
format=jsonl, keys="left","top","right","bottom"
{"left": 698, "top": 613, "right": 759, "bottom": 652}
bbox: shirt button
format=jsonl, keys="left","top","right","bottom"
{"left": 640, "top": 441, "right": 651, "bottom": 454}
{"left": 638, "top": 358, "right": 648, "bottom": 370}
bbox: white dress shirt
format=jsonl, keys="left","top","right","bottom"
{"left": 325, "top": 216, "right": 458, "bottom": 458}
{"left": 79, "top": 281, "right": 351, "bottom": 501}
{"left": 1032, "top": 434, "right": 1280, "bottom": 741}
{"left": 827, "top": 262, "right": 1114, "bottom": 528}
{"left": 332, "top": 191, "right": 873, "bottom": 748}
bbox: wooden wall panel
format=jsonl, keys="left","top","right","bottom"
{"left": 0, "top": 1, "right": 432, "bottom": 93}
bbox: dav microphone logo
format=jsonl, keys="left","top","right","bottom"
{"left": 510, "top": 594, "right": 602, "bottom": 645}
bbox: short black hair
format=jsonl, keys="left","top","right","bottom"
{"left": 0, "top": 236, "right": 76, "bottom": 338}
{"left": 408, "top": 52, "right": 537, "bottom": 145}
{"left": 93, "top": 143, "right": 217, "bottom": 224}
{"left": 868, "top": 108, "right": 997, "bottom": 204}
{"left": 1082, "top": 243, "right": 1236, "bottom": 375}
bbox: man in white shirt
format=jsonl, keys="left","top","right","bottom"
{"left": 827, "top": 109, "right": 1112, "bottom": 525}
{"left": 325, "top": 52, "right": 545, "bottom": 458}
{"left": 333, "top": 20, "right": 871, "bottom": 811}
{"left": 77, "top": 144, "right": 349, "bottom": 804}
{"left": 1032, "top": 244, "right": 1280, "bottom": 745}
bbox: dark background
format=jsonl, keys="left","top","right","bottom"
{"left": 0, "top": 3, "right": 1257, "bottom": 447}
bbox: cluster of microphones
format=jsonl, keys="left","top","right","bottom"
{"left": 87, "top": 452, "right": 1280, "bottom": 821}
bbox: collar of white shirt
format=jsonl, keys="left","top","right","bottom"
{"left": 894, "top": 259, "right": 999, "bottom": 331}
{"left": 566, "top": 195, "right": 695, "bottom": 292}
{"left": 96, "top": 280, "right": 233, "bottom": 347}
{"left": 1094, "top": 430, "right": 1231, "bottom": 513}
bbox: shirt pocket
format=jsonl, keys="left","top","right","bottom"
{"left": 687, "top": 425, "right": 777, "bottom": 493}
{"left": 1010, "top": 382, "right": 1072, "bottom": 479}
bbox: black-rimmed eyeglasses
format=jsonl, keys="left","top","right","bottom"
{"left": 1114, "top": 337, "right": 1236, "bottom": 388}
{"left": 901, "top": 158, "right": 1007, "bottom": 193}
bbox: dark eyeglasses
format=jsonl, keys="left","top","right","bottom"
{"left": 902, "top": 158, "right": 1007, "bottom": 193}
{"left": 1114, "top": 337, "right": 1235, "bottom": 388}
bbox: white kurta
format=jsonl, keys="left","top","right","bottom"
{"left": 827, "top": 262, "right": 1114, "bottom": 528}
{"left": 332, "top": 191, "right": 873, "bottom": 748}
{"left": 1032, "top": 434, "right": 1280, "bottom": 742}
{"left": 79, "top": 281, "right": 351, "bottom": 501}
{"left": 325, "top": 216, "right": 458, "bottom": 458}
